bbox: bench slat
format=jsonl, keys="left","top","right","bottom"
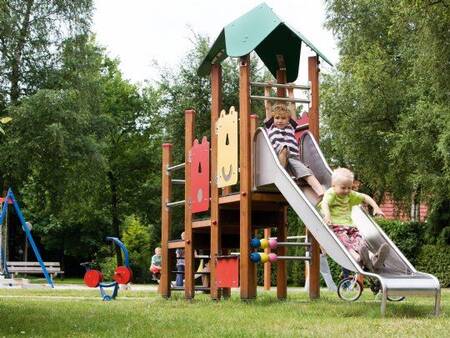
{"left": 6, "top": 261, "right": 63, "bottom": 277}
{"left": 7, "top": 261, "right": 60, "bottom": 267}
{"left": 8, "top": 267, "right": 62, "bottom": 272}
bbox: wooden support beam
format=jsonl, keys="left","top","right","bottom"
{"left": 308, "top": 56, "right": 320, "bottom": 140}
{"left": 218, "top": 192, "right": 287, "bottom": 205}
{"left": 250, "top": 114, "right": 258, "bottom": 190}
{"left": 210, "top": 63, "right": 222, "bottom": 300}
{"left": 184, "top": 109, "right": 195, "bottom": 299}
{"left": 239, "top": 55, "right": 256, "bottom": 300}
{"left": 192, "top": 219, "right": 211, "bottom": 229}
{"left": 276, "top": 56, "right": 287, "bottom": 98}
{"left": 309, "top": 235, "right": 321, "bottom": 299}
{"left": 277, "top": 207, "right": 288, "bottom": 299}
{"left": 263, "top": 228, "right": 271, "bottom": 290}
{"left": 275, "top": 67, "right": 287, "bottom": 300}
{"left": 307, "top": 55, "right": 321, "bottom": 299}
{"left": 252, "top": 113, "right": 273, "bottom": 291}
{"left": 168, "top": 240, "right": 185, "bottom": 249}
{"left": 160, "top": 143, "right": 172, "bottom": 298}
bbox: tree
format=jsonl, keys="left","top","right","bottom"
{"left": 322, "top": 0, "right": 450, "bottom": 232}
{"left": 0, "top": 0, "right": 93, "bottom": 104}
{"left": 2, "top": 35, "right": 165, "bottom": 266}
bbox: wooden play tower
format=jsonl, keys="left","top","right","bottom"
{"left": 160, "top": 3, "right": 332, "bottom": 301}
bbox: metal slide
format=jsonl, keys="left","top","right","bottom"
{"left": 254, "top": 128, "right": 440, "bottom": 315}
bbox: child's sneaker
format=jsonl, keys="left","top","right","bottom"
{"left": 372, "top": 243, "right": 389, "bottom": 271}
{"left": 359, "top": 245, "right": 373, "bottom": 272}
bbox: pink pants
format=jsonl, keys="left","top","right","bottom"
{"left": 331, "top": 225, "right": 367, "bottom": 254}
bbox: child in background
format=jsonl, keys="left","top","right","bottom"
{"left": 264, "top": 86, "right": 324, "bottom": 199}
{"left": 175, "top": 232, "right": 185, "bottom": 286}
{"left": 149, "top": 247, "right": 162, "bottom": 278}
{"left": 321, "top": 168, "right": 389, "bottom": 272}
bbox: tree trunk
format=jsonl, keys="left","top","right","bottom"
{"left": 10, "top": 0, "right": 34, "bottom": 103}
{"left": 108, "top": 170, "right": 123, "bottom": 266}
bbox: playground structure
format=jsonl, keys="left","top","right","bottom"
{"left": 160, "top": 3, "right": 440, "bottom": 315}
{"left": 0, "top": 188, "right": 54, "bottom": 288}
{"left": 81, "top": 237, "right": 133, "bottom": 301}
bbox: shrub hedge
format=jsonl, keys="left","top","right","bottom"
{"left": 377, "top": 219, "right": 425, "bottom": 265}
{"left": 416, "top": 245, "right": 450, "bottom": 287}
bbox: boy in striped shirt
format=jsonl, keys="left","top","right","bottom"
{"left": 264, "top": 87, "right": 324, "bottom": 199}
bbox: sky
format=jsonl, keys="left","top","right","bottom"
{"left": 93, "top": 0, "right": 338, "bottom": 84}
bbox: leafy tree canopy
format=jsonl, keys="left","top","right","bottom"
{"left": 322, "top": 0, "right": 450, "bottom": 203}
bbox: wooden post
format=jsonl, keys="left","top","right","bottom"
{"left": 307, "top": 55, "right": 320, "bottom": 299}
{"left": 239, "top": 55, "right": 256, "bottom": 299}
{"left": 308, "top": 56, "right": 320, "bottom": 140}
{"left": 277, "top": 207, "right": 288, "bottom": 299}
{"left": 276, "top": 67, "right": 287, "bottom": 299}
{"left": 263, "top": 228, "right": 271, "bottom": 290}
{"left": 184, "top": 109, "right": 195, "bottom": 299}
{"left": 160, "top": 143, "right": 172, "bottom": 298}
{"left": 250, "top": 114, "right": 258, "bottom": 193}
{"left": 210, "top": 64, "right": 222, "bottom": 300}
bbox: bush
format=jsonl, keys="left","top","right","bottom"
{"left": 416, "top": 245, "right": 450, "bottom": 287}
{"left": 425, "top": 200, "right": 450, "bottom": 245}
{"left": 121, "top": 215, "right": 152, "bottom": 283}
{"left": 377, "top": 219, "right": 426, "bottom": 264}
{"left": 98, "top": 256, "right": 116, "bottom": 280}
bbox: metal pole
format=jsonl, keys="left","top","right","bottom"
{"left": 269, "top": 235, "right": 306, "bottom": 240}
{"left": 250, "top": 95, "right": 310, "bottom": 104}
{"left": 166, "top": 200, "right": 185, "bottom": 208}
{"left": 167, "top": 163, "right": 185, "bottom": 172}
{"left": 250, "top": 81, "right": 310, "bottom": 90}
{"left": 276, "top": 242, "right": 311, "bottom": 247}
{"left": 276, "top": 256, "right": 311, "bottom": 261}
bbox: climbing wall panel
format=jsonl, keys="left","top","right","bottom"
{"left": 216, "top": 107, "right": 238, "bottom": 188}
{"left": 190, "top": 136, "right": 210, "bottom": 213}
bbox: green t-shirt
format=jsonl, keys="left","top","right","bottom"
{"left": 321, "top": 188, "right": 365, "bottom": 226}
{"left": 151, "top": 254, "right": 161, "bottom": 267}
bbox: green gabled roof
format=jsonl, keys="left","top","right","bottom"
{"left": 198, "top": 3, "right": 332, "bottom": 82}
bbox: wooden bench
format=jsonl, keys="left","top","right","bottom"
{"left": 7, "top": 261, "right": 64, "bottom": 279}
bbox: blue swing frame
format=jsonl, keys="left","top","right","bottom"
{"left": 0, "top": 188, "right": 54, "bottom": 288}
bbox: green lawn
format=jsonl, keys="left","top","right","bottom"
{"left": 24, "top": 276, "right": 85, "bottom": 285}
{"left": 0, "top": 287, "right": 448, "bottom": 337}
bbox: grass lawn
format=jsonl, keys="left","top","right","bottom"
{"left": 0, "top": 286, "right": 448, "bottom": 337}
{"left": 25, "top": 277, "right": 85, "bottom": 285}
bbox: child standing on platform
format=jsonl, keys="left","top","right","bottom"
{"left": 175, "top": 232, "right": 185, "bottom": 286}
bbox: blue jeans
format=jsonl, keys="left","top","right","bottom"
{"left": 342, "top": 268, "right": 350, "bottom": 279}
{"left": 176, "top": 264, "right": 184, "bottom": 286}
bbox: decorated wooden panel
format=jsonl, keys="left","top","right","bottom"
{"left": 190, "top": 136, "right": 210, "bottom": 213}
{"left": 216, "top": 256, "right": 239, "bottom": 288}
{"left": 216, "top": 107, "right": 238, "bottom": 188}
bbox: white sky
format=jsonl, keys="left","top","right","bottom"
{"left": 93, "top": 0, "right": 338, "bottom": 85}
